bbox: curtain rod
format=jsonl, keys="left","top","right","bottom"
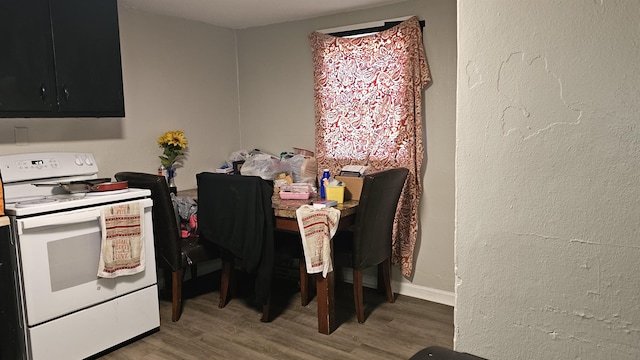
{"left": 328, "top": 19, "right": 425, "bottom": 38}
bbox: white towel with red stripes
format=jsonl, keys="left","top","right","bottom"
{"left": 296, "top": 205, "right": 340, "bottom": 277}
{"left": 97, "top": 202, "right": 145, "bottom": 278}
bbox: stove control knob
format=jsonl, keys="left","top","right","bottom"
{"left": 75, "top": 157, "right": 83, "bottom": 166}
{"left": 84, "top": 156, "right": 94, "bottom": 166}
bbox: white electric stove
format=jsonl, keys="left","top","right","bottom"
{"left": 1, "top": 152, "right": 151, "bottom": 216}
{"left": 0, "top": 152, "right": 160, "bottom": 360}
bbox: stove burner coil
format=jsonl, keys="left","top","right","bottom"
{"left": 15, "top": 198, "right": 59, "bottom": 208}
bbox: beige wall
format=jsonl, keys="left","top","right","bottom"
{"left": 0, "top": 0, "right": 457, "bottom": 302}
{"left": 457, "top": 1, "right": 640, "bottom": 358}
{"left": 0, "top": 7, "right": 240, "bottom": 191}
{"left": 237, "top": 0, "right": 457, "bottom": 300}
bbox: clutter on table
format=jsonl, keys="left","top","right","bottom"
{"left": 221, "top": 147, "right": 318, "bottom": 185}
{"left": 279, "top": 183, "right": 313, "bottom": 200}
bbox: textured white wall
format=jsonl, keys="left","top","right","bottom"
{"left": 0, "top": 7, "right": 240, "bottom": 190}
{"left": 456, "top": 1, "right": 640, "bottom": 359}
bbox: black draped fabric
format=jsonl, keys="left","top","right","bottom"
{"left": 196, "top": 173, "right": 274, "bottom": 305}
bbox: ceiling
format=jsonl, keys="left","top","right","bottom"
{"left": 119, "top": 0, "right": 406, "bottom": 29}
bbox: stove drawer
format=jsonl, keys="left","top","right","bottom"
{"left": 28, "top": 285, "right": 159, "bottom": 359}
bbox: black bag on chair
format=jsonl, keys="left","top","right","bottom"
{"left": 196, "top": 172, "right": 274, "bottom": 320}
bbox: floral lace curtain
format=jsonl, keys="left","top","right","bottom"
{"left": 309, "top": 17, "right": 430, "bottom": 277}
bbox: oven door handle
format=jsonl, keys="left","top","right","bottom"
{"left": 19, "top": 210, "right": 102, "bottom": 234}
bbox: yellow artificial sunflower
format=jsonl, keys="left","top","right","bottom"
{"left": 157, "top": 130, "right": 188, "bottom": 167}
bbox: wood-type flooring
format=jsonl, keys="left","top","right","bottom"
{"left": 97, "top": 271, "right": 453, "bottom": 360}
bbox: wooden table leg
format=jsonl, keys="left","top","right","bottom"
{"left": 316, "top": 230, "right": 339, "bottom": 334}
{"left": 315, "top": 270, "right": 335, "bottom": 334}
{"left": 273, "top": 215, "right": 347, "bottom": 335}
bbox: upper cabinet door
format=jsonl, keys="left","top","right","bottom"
{"left": 0, "top": 0, "right": 124, "bottom": 118}
{"left": 0, "top": 0, "right": 57, "bottom": 114}
{"left": 50, "top": 0, "right": 125, "bottom": 117}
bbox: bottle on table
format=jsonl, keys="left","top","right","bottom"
{"left": 319, "top": 169, "right": 330, "bottom": 199}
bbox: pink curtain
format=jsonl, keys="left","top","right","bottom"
{"left": 309, "top": 17, "right": 430, "bottom": 277}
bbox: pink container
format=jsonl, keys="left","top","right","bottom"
{"left": 279, "top": 183, "right": 313, "bottom": 199}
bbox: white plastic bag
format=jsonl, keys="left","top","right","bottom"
{"left": 240, "top": 153, "right": 291, "bottom": 180}
{"left": 285, "top": 154, "right": 317, "bottom": 185}
{"left": 226, "top": 150, "right": 250, "bottom": 168}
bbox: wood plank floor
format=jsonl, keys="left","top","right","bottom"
{"left": 98, "top": 272, "right": 453, "bottom": 360}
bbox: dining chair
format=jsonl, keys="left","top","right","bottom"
{"left": 114, "top": 171, "right": 219, "bottom": 322}
{"left": 333, "top": 167, "right": 409, "bottom": 323}
{"left": 196, "top": 172, "right": 277, "bottom": 321}
{"left": 410, "top": 346, "right": 486, "bottom": 360}
{"left": 274, "top": 230, "right": 312, "bottom": 307}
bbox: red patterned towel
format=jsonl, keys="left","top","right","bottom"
{"left": 97, "top": 202, "right": 145, "bottom": 278}
{"left": 296, "top": 205, "right": 340, "bottom": 277}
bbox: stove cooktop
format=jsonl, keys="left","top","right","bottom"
{"left": 14, "top": 194, "right": 88, "bottom": 208}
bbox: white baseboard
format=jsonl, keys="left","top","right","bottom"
{"left": 394, "top": 280, "right": 455, "bottom": 307}
{"left": 342, "top": 269, "right": 455, "bottom": 307}
{"left": 161, "top": 259, "right": 455, "bottom": 307}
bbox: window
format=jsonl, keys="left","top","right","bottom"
{"left": 309, "top": 16, "right": 430, "bottom": 276}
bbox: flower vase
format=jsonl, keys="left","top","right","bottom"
{"left": 167, "top": 167, "right": 177, "bottom": 194}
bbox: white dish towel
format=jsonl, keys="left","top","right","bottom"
{"left": 97, "top": 202, "right": 145, "bottom": 278}
{"left": 296, "top": 205, "right": 340, "bottom": 277}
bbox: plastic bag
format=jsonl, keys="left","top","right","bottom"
{"left": 226, "top": 149, "right": 250, "bottom": 168}
{"left": 240, "top": 153, "right": 291, "bottom": 180}
{"left": 171, "top": 194, "right": 198, "bottom": 238}
{"left": 284, "top": 154, "right": 317, "bottom": 185}
{"left": 171, "top": 194, "right": 197, "bottom": 220}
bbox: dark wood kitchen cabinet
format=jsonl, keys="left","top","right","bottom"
{"left": 0, "top": 0, "right": 125, "bottom": 118}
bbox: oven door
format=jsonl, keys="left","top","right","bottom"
{"left": 15, "top": 198, "right": 156, "bottom": 326}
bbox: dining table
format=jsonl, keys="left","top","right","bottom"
{"left": 177, "top": 187, "right": 358, "bottom": 335}
{"left": 271, "top": 194, "right": 357, "bottom": 335}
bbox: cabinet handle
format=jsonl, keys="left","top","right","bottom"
{"left": 40, "top": 83, "right": 47, "bottom": 102}
{"left": 62, "top": 86, "right": 70, "bottom": 102}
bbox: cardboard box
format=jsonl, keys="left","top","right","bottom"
{"left": 335, "top": 176, "right": 364, "bottom": 201}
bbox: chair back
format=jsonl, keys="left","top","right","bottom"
{"left": 351, "top": 168, "right": 409, "bottom": 269}
{"left": 114, "top": 172, "right": 182, "bottom": 270}
{"left": 196, "top": 173, "right": 274, "bottom": 271}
